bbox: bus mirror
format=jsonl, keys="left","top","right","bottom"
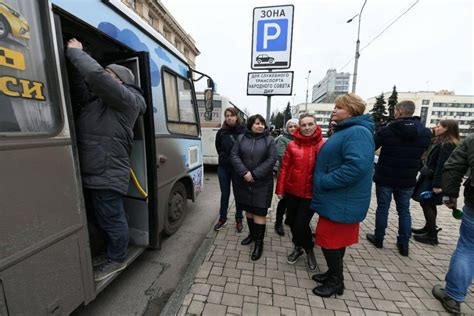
{"left": 207, "top": 78, "right": 214, "bottom": 89}
{"left": 204, "top": 88, "right": 213, "bottom": 121}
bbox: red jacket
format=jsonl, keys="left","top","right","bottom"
{"left": 276, "top": 127, "right": 324, "bottom": 198}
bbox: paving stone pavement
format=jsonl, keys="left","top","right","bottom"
{"left": 176, "top": 186, "right": 473, "bottom": 315}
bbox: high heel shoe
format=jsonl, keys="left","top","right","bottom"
{"left": 311, "top": 271, "right": 330, "bottom": 283}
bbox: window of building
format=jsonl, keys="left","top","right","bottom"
{"left": 420, "top": 107, "right": 428, "bottom": 126}
{"left": 0, "top": 0, "right": 62, "bottom": 136}
{"left": 422, "top": 100, "right": 430, "bottom": 105}
{"left": 124, "top": 0, "right": 136, "bottom": 9}
{"left": 163, "top": 70, "right": 198, "bottom": 136}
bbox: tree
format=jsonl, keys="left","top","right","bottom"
{"left": 274, "top": 112, "right": 284, "bottom": 129}
{"left": 283, "top": 102, "right": 292, "bottom": 125}
{"left": 387, "top": 85, "right": 398, "bottom": 122}
{"left": 371, "top": 92, "right": 387, "bottom": 131}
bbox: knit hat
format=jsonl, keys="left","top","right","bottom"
{"left": 285, "top": 118, "right": 299, "bottom": 129}
{"left": 105, "top": 64, "right": 135, "bottom": 85}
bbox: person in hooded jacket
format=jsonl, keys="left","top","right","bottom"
{"left": 213, "top": 107, "right": 247, "bottom": 232}
{"left": 273, "top": 118, "right": 299, "bottom": 236}
{"left": 66, "top": 38, "right": 147, "bottom": 281}
{"left": 276, "top": 114, "right": 324, "bottom": 271}
{"left": 231, "top": 114, "right": 277, "bottom": 261}
{"left": 366, "top": 101, "right": 432, "bottom": 257}
{"left": 310, "top": 93, "right": 375, "bottom": 298}
{"left": 412, "top": 119, "right": 460, "bottom": 245}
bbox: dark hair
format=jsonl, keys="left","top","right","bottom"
{"left": 246, "top": 114, "right": 266, "bottom": 131}
{"left": 222, "top": 107, "right": 241, "bottom": 128}
{"left": 439, "top": 119, "right": 460, "bottom": 145}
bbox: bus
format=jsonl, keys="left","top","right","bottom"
{"left": 197, "top": 93, "right": 248, "bottom": 165}
{"left": 0, "top": 0, "right": 214, "bottom": 313}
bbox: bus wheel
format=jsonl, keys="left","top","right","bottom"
{"left": 164, "top": 181, "right": 187, "bottom": 236}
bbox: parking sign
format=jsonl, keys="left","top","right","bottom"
{"left": 251, "top": 5, "right": 294, "bottom": 70}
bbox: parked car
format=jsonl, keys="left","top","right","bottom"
{"left": 256, "top": 54, "right": 274, "bottom": 64}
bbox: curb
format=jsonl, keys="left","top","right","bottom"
{"left": 160, "top": 224, "right": 216, "bottom": 316}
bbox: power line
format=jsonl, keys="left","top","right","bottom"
{"left": 339, "top": 0, "right": 419, "bottom": 72}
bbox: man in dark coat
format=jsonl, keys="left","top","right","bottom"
{"left": 432, "top": 134, "right": 474, "bottom": 315}
{"left": 67, "top": 38, "right": 146, "bottom": 281}
{"left": 366, "top": 100, "right": 432, "bottom": 256}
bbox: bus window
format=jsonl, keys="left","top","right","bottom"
{"left": 0, "top": 0, "right": 61, "bottom": 136}
{"left": 163, "top": 70, "right": 198, "bottom": 136}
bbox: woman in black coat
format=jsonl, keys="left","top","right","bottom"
{"left": 231, "top": 114, "right": 277, "bottom": 261}
{"left": 412, "top": 119, "right": 460, "bottom": 245}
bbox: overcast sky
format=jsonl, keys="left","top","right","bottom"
{"left": 161, "top": 0, "right": 473, "bottom": 115}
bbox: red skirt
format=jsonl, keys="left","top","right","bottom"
{"left": 315, "top": 216, "right": 359, "bottom": 249}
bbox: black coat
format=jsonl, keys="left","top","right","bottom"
{"left": 67, "top": 48, "right": 146, "bottom": 194}
{"left": 215, "top": 124, "right": 246, "bottom": 169}
{"left": 373, "top": 117, "right": 432, "bottom": 188}
{"left": 413, "top": 142, "right": 457, "bottom": 204}
{"left": 231, "top": 131, "right": 277, "bottom": 209}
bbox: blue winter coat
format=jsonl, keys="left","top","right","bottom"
{"left": 311, "top": 114, "right": 375, "bottom": 224}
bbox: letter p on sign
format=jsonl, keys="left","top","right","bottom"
{"left": 257, "top": 19, "right": 288, "bottom": 51}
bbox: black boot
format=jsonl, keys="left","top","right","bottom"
{"left": 414, "top": 228, "right": 440, "bottom": 245}
{"left": 412, "top": 225, "right": 428, "bottom": 234}
{"left": 312, "top": 271, "right": 330, "bottom": 283}
{"left": 241, "top": 217, "right": 255, "bottom": 245}
{"left": 251, "top": 223, "right": 265, "bottom": 261}
{"left": 312, "top": 274, "right": 344, "bottom": 298}
{"left": 275, "top": 198, "right": 286, "bottom": 236}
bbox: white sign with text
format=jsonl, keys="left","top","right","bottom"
{"left": 247, "top": 71, "right": 294, "bottom": 96}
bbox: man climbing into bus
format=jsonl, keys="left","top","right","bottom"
{"left": 66, "top": 38, "right": 146, "bottom": 282}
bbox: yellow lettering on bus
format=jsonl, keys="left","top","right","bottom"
{"left": 19, "top": 79, "right": 45, "bottom": 100}
{"left": 0, "top": 76, "right": 20, "bottom": 97}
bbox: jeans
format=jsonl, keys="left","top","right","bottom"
{"left": 285, "top": 194, "right": 314, "bottom": 251}
{"left": 85, "top": 189, "right": 129, "bottom": 262}
{"left": 218, "top": 166, "right": 243, "bottom": 220}
{"left": 374, "top": 185, "right": 414, "bottom": 246}
{"left": 445, "top": 205, "right": 474, "bottom": 302}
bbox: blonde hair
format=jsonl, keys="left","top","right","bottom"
{"left": 335, "top": 93, "right": 366, "bottom": 116}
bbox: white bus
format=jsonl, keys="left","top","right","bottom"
{"left": 197, "top": 93, "right": 248, "bottom": 165}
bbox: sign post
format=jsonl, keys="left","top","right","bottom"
{"left": 250, "top": 5, "right": 294, "bottom": 123}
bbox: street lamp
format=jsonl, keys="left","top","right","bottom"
{"left": 305, "top": 70, "right": 311, "bottom": 112}
{"left": 347, "top": 0, "right": 367, "bottom": 93}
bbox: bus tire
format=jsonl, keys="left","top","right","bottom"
{"left": 163, "top": 181, "right": 187, "bottom": 236}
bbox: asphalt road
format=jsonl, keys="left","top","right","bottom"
{"left": 72, "top": 166, "right": 220, "bottom": 315}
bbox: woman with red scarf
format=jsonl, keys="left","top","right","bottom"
{"left": 276, "top": 114, "right": 324, "bottom": 271}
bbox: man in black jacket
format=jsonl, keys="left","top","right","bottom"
{"left": 67, "top": 38, "right": 146, "bottom": 281}
{"left": 366, "top": 100, "right": 432, "bottom": 256}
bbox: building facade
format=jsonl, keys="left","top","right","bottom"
{"left": 311, "top": 69, "right": 350, "bottom": 103}
{"left": 291, "top": 102, "right": 334, "bottom": 136}
{"left": 367, "top": 91, "right": 473, "bottom": 137}
{"left": 121, "top": 0, "right": 200, "bottom": 68}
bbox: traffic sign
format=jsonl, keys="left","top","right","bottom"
{"left": 247, "top": 71, "right": 294, "bottom": 96}
{"left": 251, "top": 5, "right": 294, "bottom": 70}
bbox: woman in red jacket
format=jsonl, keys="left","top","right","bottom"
{"left": 276, "top": 113, "right": 324, "bottom": 271}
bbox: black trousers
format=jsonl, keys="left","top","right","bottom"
{"left": 420, "top": 200, "right": 438, "bottom": 232}
{"left": 322, "top": 247, "right": 346, "bottom": 281}
{"left": 285, "top": 194, "right": 314, "bottom": 250}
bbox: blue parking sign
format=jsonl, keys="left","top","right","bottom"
{"left": 251, "top": 5, "right": 294, "bottom": 70}
{"left": 256, "top": 19, "right": 288, "bottom": 52}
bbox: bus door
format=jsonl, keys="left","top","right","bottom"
{"left": 53, "top": 10, "right": 157, "bottom": 291}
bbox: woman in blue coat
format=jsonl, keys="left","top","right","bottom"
{"left": 310, "top": 93, "right": 375, "bottom": 298}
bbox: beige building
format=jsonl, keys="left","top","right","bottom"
{"left": 291, "top": 103, "right": 334, "bottom": 136}
{"left": 122, "top": 0, "right": 200, "bottom": 68}
{"left": 367, "top": 91, "right": 473, "bottom": 137}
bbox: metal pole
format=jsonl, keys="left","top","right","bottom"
{"left": 351, "top": 0, "right": 367, "bottom": 93}
{"left": 266, "top": 69, "right": 272, "bottom": 124}
{"left": 266, "top": 95, "right": 271, "bottom": 124}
